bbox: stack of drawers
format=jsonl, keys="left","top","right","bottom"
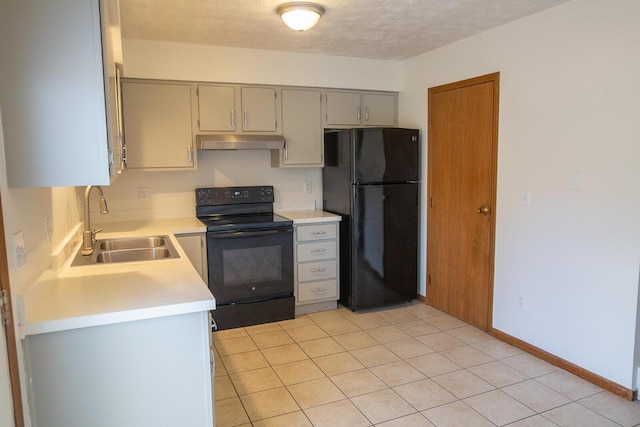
{"left": 294, "top": 222, "right": 339, "bottom": 313}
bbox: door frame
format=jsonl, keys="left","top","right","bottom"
{"left": 0, "top": 190, "right": 25, "bottom": 427}
{"left": 426, "top": 72, "right": 500, "bottom": 332}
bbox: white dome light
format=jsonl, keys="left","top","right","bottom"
{"left": 277, "top": 2, "right": 325, "bottom": 32}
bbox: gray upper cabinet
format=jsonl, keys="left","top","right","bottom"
{"left": 240, "top": 87, "right": 278, "bottom": 132}
{"left": 196, "top": 85, "right": 279, "bottom": 133}
{"left": 121, "top": 80, "right": 195, "bottom": 169}
{"left": 325, "top": 91, "right": 362, "bottom": 126}
{"left": 0, "top": 0, "right": 122, "bottom": 187}
{"left": 362, "top": 93, "right": 397, "bottom": 126}
{"left": 272, "top": 88, "right": 323, "bottom": 167}
{"left": 197, "top": 85, "right": 236, "bottom": 132}
{"left": 325, "top": 90, "right": 397, "bottom": 127}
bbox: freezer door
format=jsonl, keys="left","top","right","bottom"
{"left": 350, "top": 183, "right": 419, "bottom": 310}
{"left": 323, "top": 129, "right": 353, "bottom": 215}
{"left": 353, "top": 128, "right": 419, "bottom": 184}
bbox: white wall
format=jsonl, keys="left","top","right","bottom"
{"left": 100, "top": 41, "right": 403, "bottom": 221}
{"left": 401, "top": 0, "right": 640, "bottom": 389}
{"left": 122, "top": 40, "right": 403, "bottom": 91}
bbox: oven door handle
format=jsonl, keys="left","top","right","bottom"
{"left": 208, "top": 228, "right": 292, "bottom": 239}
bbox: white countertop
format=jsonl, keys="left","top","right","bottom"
{"left": 277, "top": 209, "right": 341, "bottom": 224}
{"left": 21, "top": 218, "right": 214, "bottom": 336}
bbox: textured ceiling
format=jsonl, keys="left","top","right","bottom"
{"left": 120, "top": 0, "right": 569, "bottom": 60}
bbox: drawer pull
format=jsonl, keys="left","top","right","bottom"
{"left": 310, "top": 248, "right": 326, "bottom": 253}
{"left": 311, "top": 288, "right": 326, "bottom": 292}
{"left": 311, "top": 231, "right": 326, "bottom": 235}
{"left": 310, "top": 268, "right": 327, "bottom": 273}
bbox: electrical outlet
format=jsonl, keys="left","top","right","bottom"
{"left": 13, "top": 231, "right": 26, "bottom": 269}
{"left": 521, "top": 192, "right": 531, "bottom": 207}
{"left": 517, "top": 295, "right": 525, "bottom": 309}
{"left": 303, "top": 181, "right": 312, "bottom": 194}
{"left": 138, "top": 187, "right": 150, "bottom": 202}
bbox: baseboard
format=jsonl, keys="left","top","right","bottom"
{"left": 493, "top": 329, "right": 636, "bottom": 401}
{"left": 414, "top": 297, "right": 636, "bottom": 401}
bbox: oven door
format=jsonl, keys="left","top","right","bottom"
{"left": 207, "top": 227, "right": 294, "bottom": 305}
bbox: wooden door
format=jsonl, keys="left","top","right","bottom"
{"left": 0, "top": 191, "right": 24, "bottom": 426}
{"left": 427, "top": 73, "right": 499, "bottom": 331}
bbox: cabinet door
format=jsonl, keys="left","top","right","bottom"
{"left": 122, "top": 81, "right": 195, "bottom": 169}
{"left": 362, "top": 93, "right": 396, "bottom": 126}
{"left": 278, "top": 88, "right": 323, "bottom": 166}
{"left": 240, "top": 87, "right": 277, "bottom": 132}
{"left": 325, "top": 91, "right": 361, "bottom": 126}
{"left": 198, "top": 85, "right": 236, "bottom": 131}
{"left": 176, "top": 234, "right": 207, "bottom": 282}
{"left": 0, "top": 0, "right": 112, "bottom": 187}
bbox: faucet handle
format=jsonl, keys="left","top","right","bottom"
{"left": 91, "top": 228, "right": 103, "bottom": 243}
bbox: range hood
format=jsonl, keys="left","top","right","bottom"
{"left": 197, "top": 134, "right": 285, "bottom": 150}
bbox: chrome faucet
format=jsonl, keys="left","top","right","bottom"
{"left": 81, "top": 186, "right": 109, "bottom": 256}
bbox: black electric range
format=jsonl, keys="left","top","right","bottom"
{"left": 195, "top": 186, "right": 294, "bottom": 330}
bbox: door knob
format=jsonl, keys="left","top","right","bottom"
{"left": 477, "top": 206, "right": 490, "bottom": 215}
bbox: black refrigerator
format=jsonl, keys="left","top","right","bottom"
{"left": 323, "top": 127, "right": 420, "bottom": 311}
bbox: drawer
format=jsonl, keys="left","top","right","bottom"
{"left": 296, "top": 223, "right": 337, "bottom": 242}
{"left": 298, "top": 260, "right": 337, "bottom": 282}
{"left": 297, "top": 240, "right": 336, "bottom": 262}
{"left": 298, "top": 280, "right": 338, "bottom": 303}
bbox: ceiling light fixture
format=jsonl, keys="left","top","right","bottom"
{"left": 277, "top": 2, "right": 325, "bottom": 32}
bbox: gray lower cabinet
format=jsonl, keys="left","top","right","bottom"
{"left": 176, "top": 233, "right": 208, "bottom": 283}
{"left": 24, "top": 312, "right": 214, "bottom": 427}
{"left": 294, "top": 222, "right": 340, "bottom": 315}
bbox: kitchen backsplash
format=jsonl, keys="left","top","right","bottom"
{"left": 97, "top": 149, "right": 322, "bottom": 222}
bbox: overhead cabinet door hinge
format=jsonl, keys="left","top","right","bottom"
{"left": 0, "top": 289, "right": 10, "bottom": 326}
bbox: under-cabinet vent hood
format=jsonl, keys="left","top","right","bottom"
{"left": 197, "top": 134, "right": 285, "bottom": 150}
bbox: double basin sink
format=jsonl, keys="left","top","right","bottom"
{"left": 72, "top": 235, "right": 179, "bottom": 266}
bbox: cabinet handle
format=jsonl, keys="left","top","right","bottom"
{"left": 310, "top": 248, "right": 326, "bottom": 253}
{"left": 311, "top": 288, "right": 326, "bottom": 292}
{"left": 357, "top": 106, "right": 361, "bottom": 121}
{"left": 365, "top": 107, "right": 370, "bottom": 122}
{"left": 188, "top": 146, "right": 193, "bottom": 163}
{"left": 284, "top": 140, "right": 288, "bottom": 160}
{"left": 243, "top": 110, "right": 248, "bottom": 127}
{"left": 230, "top": 110, "right": 235, "bottom": 128}
{"left": 311, "top": 231, "right": 326, "bottom": 235}
{"left": 310, "top": 268, "right": 327, "bottom": 273}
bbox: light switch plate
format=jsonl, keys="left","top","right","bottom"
{"left": 13, "top": 230, "right": 26, "bottom": 269}
{"left": 45, "top": 215, "right": 53, "bottom": 242}
{"left": 570, "top": 171, "right": 583, "bottom": 191}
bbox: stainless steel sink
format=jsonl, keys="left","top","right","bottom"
{"left": 71, "top": 235, "right": 179, "bottom": 266}
{"left": 98, "top": 236, "right": 168, "bottom": 251}
{"left": 95, "top": 247, "right": 174, "bottom": 263}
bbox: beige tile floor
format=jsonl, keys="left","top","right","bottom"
{"left": 212, "top": 302, "right": 640, "bottom": 426}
